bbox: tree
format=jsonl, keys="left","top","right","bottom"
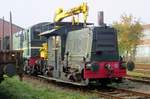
{"left": 112, "top": 14, "right": 143, "bottom": 60}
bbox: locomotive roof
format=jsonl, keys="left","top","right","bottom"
{"left": 39, "top": 22, "right": 93, "bottom": 37}
{"left": 50, "top": 22, "right": 93, "bottom": 26}
{"left": 29, "top": 22, "right": 51, "bottom": 28}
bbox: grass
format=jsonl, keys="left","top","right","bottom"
{"left": 0, "top": 77, "right": 98, "bottom": 99}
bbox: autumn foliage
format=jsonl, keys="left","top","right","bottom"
{"left": 113, "top": 14, "right": 143, "bottom": 60}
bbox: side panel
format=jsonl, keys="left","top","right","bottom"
{"left": 22, "top": 29, "right": 30, "bottom": 59}
{"left": 65, "top": 28, "right": 92, "bottom": 70}
{"left": 48, "top": 37, "right": 55, "bottom": 66}
{"left": 48, "top": 36, "right": 61, "bottom": 78}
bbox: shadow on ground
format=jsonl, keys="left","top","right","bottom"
{"left": 0, "top": 91, "right": 10, "bottom": 99}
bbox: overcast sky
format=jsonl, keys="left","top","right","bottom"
{"left": 0, "top": 0, "right": 149, "bottom": 28}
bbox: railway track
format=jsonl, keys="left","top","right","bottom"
{"left": 96, "top": 87, "right": 150, "bottom": 99}
{"left": 126, "top": 75, "right": 150, "bottom": 84}
{"left": 23, "top": 75, "right": 150, "bottom": 99}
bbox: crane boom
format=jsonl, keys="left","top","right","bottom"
{"left": 54, "top": 2, "right": 88, "bottom": 24}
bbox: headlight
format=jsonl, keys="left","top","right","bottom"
{"left": 86, "top": 63, "right": 92, "bottom": 69}
{"left": 12, "top": 54, "right": 15, "bottom": 57}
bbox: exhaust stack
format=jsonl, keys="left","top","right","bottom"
{"left": 98, "top": 11, "right": 105, "bottom": 26}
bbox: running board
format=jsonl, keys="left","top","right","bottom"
{"left": 38, "top": 75, "right": 87, "bottom": 86}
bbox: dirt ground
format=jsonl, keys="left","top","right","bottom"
{"left": 112, "top": 79, "right": 150, "bottom": 94}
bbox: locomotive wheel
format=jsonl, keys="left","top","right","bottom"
{"left": 101, "top": 82, "right": 107, "bottom": 87}
{"left": 99, "top": 79, "right": 110, "bottom": 87}
{"left": 31, "top": 66, "right": 37, "bottom": 75}
{"left": 31, "top": 65, "right": 42, "bottom": 76}
{"left": 24, "top": 61, "right": 31, "bottom": 75}
{"left": 115, "top": 77, "right": 123, "bottom": 83}
{"left": 24, "top": 65, "right": 31, "bottom": 74}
